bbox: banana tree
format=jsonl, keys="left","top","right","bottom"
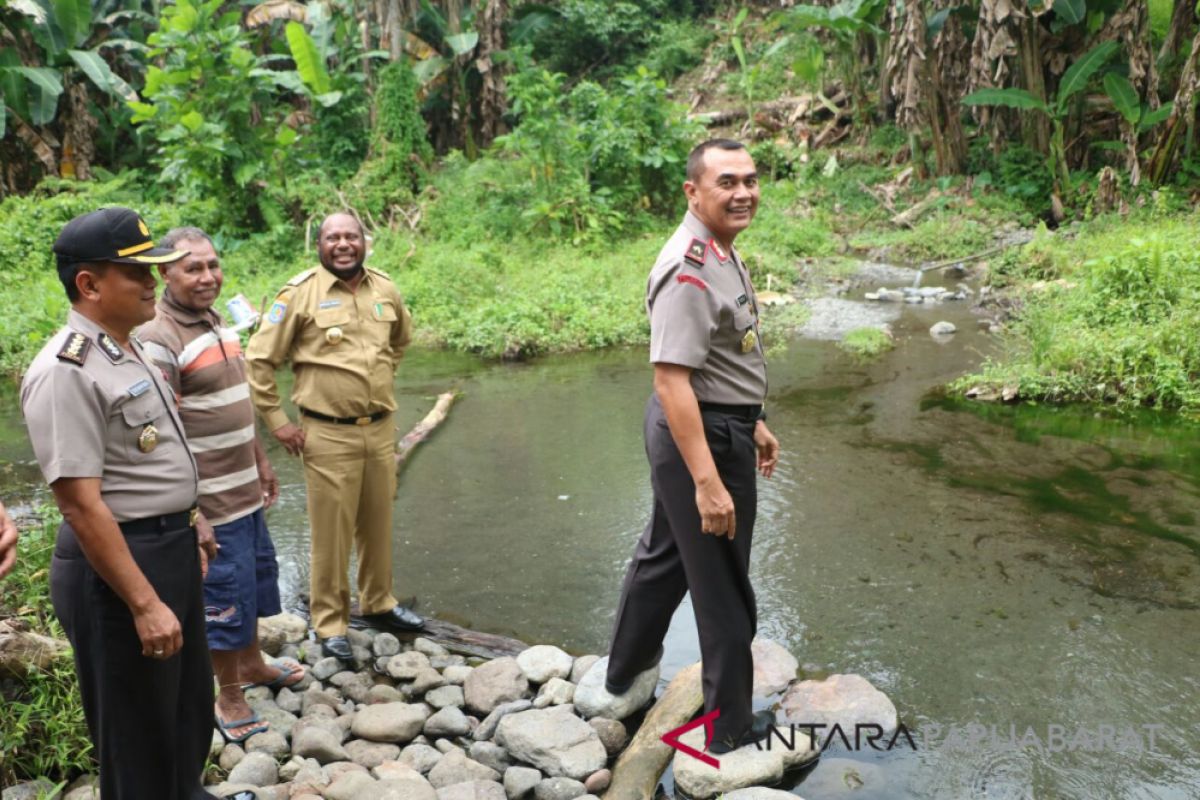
{"left": 1, "top": 0, "right": 141, "bottom": 176}
{"left": 963, "top": 40, "right": 1119, "bottom": 193}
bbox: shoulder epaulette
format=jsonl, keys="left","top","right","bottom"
{"left": 287, "top": 268, "right": 317, "bottom": 287}
{"left": 56, "top": 331, "right": 91, "bottom": 366}
{"left": 366, "top": 266, "right": 394, "bottom": 281}
{"left": 684, "top": 238, "right": 707, "bottom": 266}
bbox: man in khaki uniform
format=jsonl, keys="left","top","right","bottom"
{"left": 21, "top": 207, "right": 218, "bottom": 799}
{"left": 603, "top": 140, "right": 781, "bottom": 754}
{"left": 246, "top": 212, "right": 423, "bottom": 661}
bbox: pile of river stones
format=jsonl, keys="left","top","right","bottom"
{"left": 15, "top": 613, "right": 899, "bottom": 800}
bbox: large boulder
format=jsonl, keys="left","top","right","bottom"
{"left": 465, "top": 657, "right": 530, "bottom": 715}
{"left": 516, "top": 645, "right": 575, "bottom": 684}
{"left": 751, "top": 638, "right": 799, "bottom": 696}
{"left": 494, "top": 708, "right": 607, "bottom": 780}
{"left": 572, "top": 656, "right": 657, "bottom": 720}
{"left": 779, "top": 673, "right": 899, "bottom": 734}
{"left": 352, "top": 702, "right": 431, "bottom": 743}
{"left": 670, "top": 722, "right": 816, "bottom": 799}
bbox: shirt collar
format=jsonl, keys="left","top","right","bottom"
{"left": 159, "top": 288, "right": 222, "bottom": 328}
{"left": 316, "top": 263, "right": 375, "bottom": 295}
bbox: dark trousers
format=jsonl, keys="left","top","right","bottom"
{"left": 51, "top": 521, "right": 216, "bottom": 800}
{"left": 607, "top": 394, "right": 759, "bottom": 740}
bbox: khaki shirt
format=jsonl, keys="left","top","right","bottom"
{"left": 21, "top": 309, "right": 200, "bottom": 521}
{"left": 246, "top": 265, "right": 413, "bottom": 430}
{"left": 647, "top": 211, "right": 767, "bottom": 405}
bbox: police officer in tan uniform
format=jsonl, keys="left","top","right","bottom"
{"left": 604, "top": 140, "right": 782, "bottom": 753}
{"left": 21, "top": 207, "right": 219, "bottom": 799}
{"left": 246, "top": 212, "right": 423, "bottom": 661}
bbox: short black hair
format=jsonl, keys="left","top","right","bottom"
{"left": 160, "top": 226, "right": 214, "bottom": 252}
{"left": 686, "top": 139, "right": 747, "bottom": 183}
{"left": 57, "top": 256, "right": 109, "bottom": 303}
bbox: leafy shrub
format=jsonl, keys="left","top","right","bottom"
{"left": 644, "top": 18, "right": 716, "bottom": 79}
{"left": 0, "top": 508, "right": 94, "bottom": 788}
{"left": 130, "top": 0, "right": 302, "bottom": 230}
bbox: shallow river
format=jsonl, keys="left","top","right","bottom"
{"left": 2, "top": 273, "right": 1197, "bottom": 799}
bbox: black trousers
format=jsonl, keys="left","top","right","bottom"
{"left": 51, "top": 521, "right": 216, "bottom": 800}
{"left": 607, "top": 394, "right": 759, "bottom": 740}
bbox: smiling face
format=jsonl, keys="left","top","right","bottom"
{"left": 318, "top": 213, "right": 365, "bottom": 278}
{"left": 77, "top": 261, "right": 159, "bottom": 333}
{"left": 160, "top": 237, "right": 222, "bottom": 312}
{"left": 683, "top": 147, "right": 760, "bottom": 245}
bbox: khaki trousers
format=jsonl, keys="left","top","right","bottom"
{"left": 301, "top": 414, "right": 399, "bottom": 638}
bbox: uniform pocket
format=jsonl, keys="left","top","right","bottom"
{"left": 113, "top": 391, "right": 169, "bottom": 460}
{"left": 733, "top": 305, "right": 755, "bottom": 332}
{"left": 203, "top": 554, "right": 242, "bottom": 630}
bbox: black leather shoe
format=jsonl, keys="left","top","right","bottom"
{"left": 321, "top": 635, "right": 353, "bottom": 661}
{"left": 708, "top": 710, "right": 777, "bottom": 754}
{"left": 362, "top": 605, "right": 425, "bottom": 632}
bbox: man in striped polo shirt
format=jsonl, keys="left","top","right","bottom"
{"left": 138, "top": 227, "right": 305, "bottom": 743}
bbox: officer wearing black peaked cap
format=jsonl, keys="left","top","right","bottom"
{"left": 21, "top": 207, "right": 221, "bottom": 799}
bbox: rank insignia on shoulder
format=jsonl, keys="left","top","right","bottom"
{"left": 677, "top": 274, "right": 708, "bottom": 291}
{"left": 710, "top": 238, "right": 729, "bottom": 262}
{"left": 97, "top": 333, "right": 123, "bottom": 363}
{"left": 684, "top": 238, "right": 707, "bottom": 266}
{"left": 56, "top": 332, "right": 91, "bottom": 365}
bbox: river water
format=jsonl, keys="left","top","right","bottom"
{"left": 2, "top": 271, "right": 1197, "bottom": 799}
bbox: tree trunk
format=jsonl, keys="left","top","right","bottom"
{"left": 968, "top": 0, "right": 1024, "bottom": 148}
{"left": 1017, "top": 11, "right": 1050, "bottom": 155}
{"left": 475, "top": 0, "right": 508, "bottom": 148}
{"left": 1159, "top": 0, "right": 1198, "bottom": 66}
{"left": 1148, "top": 27, "right": 1200, "bottom": 184}
{"left": 395, "top": 391, "right": 458, "bottom": 470}
{"left": 1094, "top": 0, "right": 1158, "bottom": 184}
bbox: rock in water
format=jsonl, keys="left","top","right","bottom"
{"left": 464, "top": 657, "right": 530, "bottom": 715}
{"left": 751, "top": 638, "right": 798, "bottom": 696}
{"left": 670, "top": 722, "right": 816, "bottom": 799}
{"left": 572, "top": 656, "right": 657, "bottom": 720}
{"left": 779, "top": 673, "right": 899, "bottom": 734}
{"left": 929, "top": 321, "right": 957, "bottom": 336}
{"left": 517, "top": 645, "right": 575, "bottom": 684}
{"left": 495, "top": 708, "right": 607, "bottom": 780}
{"left": 722, "top": 789, "right": 807, "bottom": 800}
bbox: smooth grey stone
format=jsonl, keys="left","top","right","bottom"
{"left": 352, "top": 702, "right": 430, "bottom": 743}
{"left": 473, "top": 699, "right": 534, "bottom": 741}
{"left": 414, "top": 637, "right": 449, "bottom": 658}
{"left": 323, "top": 770, "right": 378, "bottom": 800}
{"left": 244, "top": 729, "right": 289, "bottom": 758}
{"left": 292, "top": 725, "right": 349, "bottom": 764}
{"left": 374, "top": 633, "right": 402, "bottom": 658}
{"left": 469, "top": 740, "right": 512, "bottom": 773}
{"left": 425, "top": 705, "right": 472, "bottom": 737}
{"left": 464, "top": 658, "right": 529, "bottom": 715}
{"left": 387, "top": 651, "right": 432, "bottom": 680}
{"left": 398, "top": 742, "right": 443, "bottom": 773}
{"left": 427, "top": 748, "right": 501, "bottom": 789}
{"left": 568, "top": 656, "right": 599, "bottom": 685}
{"left": 586, "top": 718, "right": 627, "bottom": 756}
{"left": 572, "top": 657, "right": 656, "bottom": 720}
{"left": 516, "top": 645, "right": 574, "bottom": 684}
{"left": 436, "top": 781, "right": 506, "bottom": 800}
{"left": 276, "top": 686, "right": 302, "bottom": 714}
{"left": 218, "top": 742, "right": 245, "bottom": 772}
{"left": 225, "top": 751, "right": 278, "bottom": 787}
{"left": 533, "top": 776, "right": 586, "bottom": 800}
{"left": 442, "top": 665, "right": 474, "bottom": 685}
{"left": 345, "top": 738, "right": 402, "bottom": 769}
{"left": 426, "top": 684, "right": 465, "bottom": 709}
{"left": 494, "top": 708, "right": 606, "bottom": 780}
{"left": 504, "top": 765, "right": 542, "bottom": 800}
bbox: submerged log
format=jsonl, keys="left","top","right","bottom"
{"left": 603, "top": 662, "right": 703, "bottom": 800}
{"left": 396, "top": 391, "right": 458, "bottom": 469}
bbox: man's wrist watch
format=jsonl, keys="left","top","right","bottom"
{"left": 756, "top": 408, "right": 767, "bottom": 422}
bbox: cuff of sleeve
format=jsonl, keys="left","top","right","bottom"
{"left": 262, "top": 409, "right": 292, "bottom": 432}
{"left": 43, "top": 459, "right": 104, "bottom": 485}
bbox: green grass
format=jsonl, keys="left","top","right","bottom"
{"left": 839, "top": 326, "right": 895, "bottom": 360}
{"left": 955, "top": 212, "right": 1200, "bottom": 414}
{"left": 0, "top": 507, "right": 94, "bottom": 788}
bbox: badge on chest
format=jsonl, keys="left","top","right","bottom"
{"left": 137, "top": 423, "right": 159, "bottom": 453}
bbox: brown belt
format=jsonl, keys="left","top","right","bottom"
{"left": 300, "top": 407, "right": 389, "bottom": 426}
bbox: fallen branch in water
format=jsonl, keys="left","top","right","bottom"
{"left": 395, "top": 391, "right": 459, "bottom": 470}
{"left": 604, "top": 662, "right": 703, "bottom": 800}
{"left": 0, "top": 618, "right": 70, "bottom": 678}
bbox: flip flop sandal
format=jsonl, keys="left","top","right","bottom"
{"left": 215, "top": 708, "right": 269, "bottom": 744}
{"left": 242, "top": 657, "right": 305, "bottom": 690}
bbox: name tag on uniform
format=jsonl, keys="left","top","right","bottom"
{"left": 127, "top": 379, "right": 151, "bottom": 397}
{"left": 319, "top": 300, "right": 341, "bottom": 309}
{"left": 736, "top": 294, "right": 749, "bottom": 306}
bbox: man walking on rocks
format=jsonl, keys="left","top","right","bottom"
{"left": 138, "top": 226, "right": 305, "bottom": 743}
{"left": 604, "top": 139, "right": 780, "bottom": 753}
{"left": 247, "top": 212, "right": 424, "bottom": 663}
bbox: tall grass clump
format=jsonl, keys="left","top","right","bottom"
{"left": 958, "top": 218, "right": 1200, "bottom": 413}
